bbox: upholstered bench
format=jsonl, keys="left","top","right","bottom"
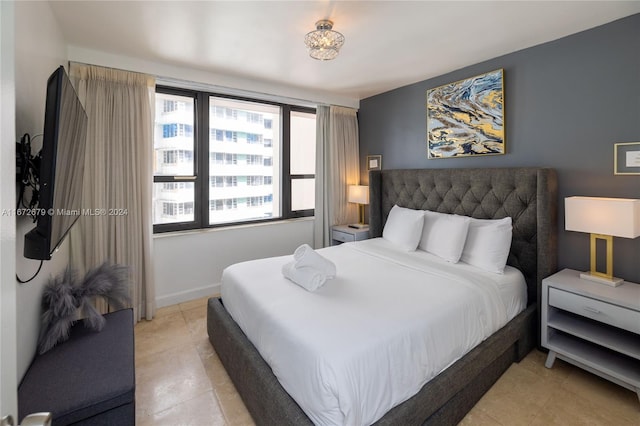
{"left": 18, "top": 308, "right": 135, "bottom": 426}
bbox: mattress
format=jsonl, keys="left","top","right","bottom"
{"left": 221, "top": 238, "right": 526, "bottom": 426}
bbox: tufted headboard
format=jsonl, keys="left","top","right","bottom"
{"left": 369, "top": 167, "right": 557, "bottom": 306}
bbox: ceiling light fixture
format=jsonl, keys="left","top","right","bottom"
{"left": 304, "top": 20, "right": 345, "bottom": 61}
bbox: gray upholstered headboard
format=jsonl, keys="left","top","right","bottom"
{"left": 369, "top": 168, "right": 557, "bottom": 306}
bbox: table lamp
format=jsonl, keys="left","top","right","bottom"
{"left": 348, "top": 185, "right": 369, "bottom": 229}
{"left": 565, "top": 196, "right": 640, "bottom": 286}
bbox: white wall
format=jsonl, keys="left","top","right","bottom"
{"left": 1, "top": 0, "right": 18, "bottom": 418}
{"left": 154, "top": 218, "right": 314, "bottom": 307}
{"left": 14, "top": 0, "right": 69, "bottom": 381}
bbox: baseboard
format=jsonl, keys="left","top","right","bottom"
{"left": 156, "top": 283, "right": 221, "bottom": 308}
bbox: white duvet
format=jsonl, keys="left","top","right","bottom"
{"left": 221, "top": 238, "right": 526, "bottom": 426}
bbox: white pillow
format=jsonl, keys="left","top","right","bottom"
{"left": 460, "top": 217, "right": 513, "bottom": 274}
{"left": 419, "top": 211, "right": 471, "bottom": 263}
{"left": 382, "top": 205, "right": 424, "bottom": 251}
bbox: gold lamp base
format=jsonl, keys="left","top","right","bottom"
{"left": 579, "top": 271, "right": 624, "bottom": 287}
{"left": 349, "top": 204, "right": 367, "bottom": 229}
{"left": 580, "top": 233, "right": 624, "bottom": 287}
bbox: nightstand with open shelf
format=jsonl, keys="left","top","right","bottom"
{"left": 541, "top": 269, "right": 640, "bottom": 402}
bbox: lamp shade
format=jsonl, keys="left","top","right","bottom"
{"left": 348, "top": 185, "right": 369, "bottom": 205}
{"left": 565, "top": 197, "right": 640, "bottom": 238}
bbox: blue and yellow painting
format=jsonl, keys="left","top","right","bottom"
{"left": 427, "top": 69, "right": 504, "bottom": 158}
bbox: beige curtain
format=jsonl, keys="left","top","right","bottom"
{"left": 314, "top": 105, "right": 360, "bottom": 248}
{"left": 69, "top": 63, "right": 155, "bottom": 322}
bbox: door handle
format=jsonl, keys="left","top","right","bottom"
{"left": 21, "top": 413, "right": 51, "bottom": 426}
{"left": 1, "top": 413, "right": 52, "bottom": 426}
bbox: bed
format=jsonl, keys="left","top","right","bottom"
{"left": 207, "top": 167, "right": 557, "bottom": 425}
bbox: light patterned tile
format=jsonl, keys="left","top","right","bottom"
{"left": 135, "top": 345, "right": 213, "bottom": 415}
{"left": 179, "top": 296, "right": 212, "bottom": 312}
{"left": 199, "top": 341, "right": 233, "bottom": 389}
{"left": 195, "top": 336, "right": 215, "bottom": 358}
{"left": 134, "top": 311, "right": 192, "bottom": 360}
{"left": 214, "top": 379, "right": 255, "bottom": 426}
{"left": 473, "top": 361, "right": 564, "bottom": 426}
{"left": 531, "top": 385, "right": 639, "bottom": 426}
{"left": 145, "top": 390, "right": 227, "bottom": 426}
{"left": 459, "top": 405, "right": 504, "bottom": 426}
{"left": 559, "top": 366, "right": 640, "bottom": 424}
{"left": 153, "top": 303, "right": 181, "bottom": 318}
{"left": 183, "top": 305, "right": 208, "bottom": 341}
{"left": 518, "top": 349, "right": 573, "bottom": 384}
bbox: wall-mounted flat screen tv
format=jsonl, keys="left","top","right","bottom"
{"left": 24, "top": 66, "right": 88, "bottom": 260}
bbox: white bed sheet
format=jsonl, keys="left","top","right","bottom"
{"left": 221, "top": 238, "right": 527, "bottom": 426}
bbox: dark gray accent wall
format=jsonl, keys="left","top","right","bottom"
{"left": 359, "top": 14, "right": 640, "bottom": 283}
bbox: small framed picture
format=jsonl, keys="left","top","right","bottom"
{"left": 614, "top": 142, "right": 640, "bottom": 175}
{"left": 367, "top": 155, "right": 382, "bottom": 171}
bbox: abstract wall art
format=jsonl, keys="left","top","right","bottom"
{"left": 427, "top": 69, "right": 504, "bottom": 158}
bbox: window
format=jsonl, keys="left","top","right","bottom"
{"left": 246, "top": 154, "right": 263, "bottom": 166}
{"left": 153, "top": 87, "right": 316, "bottom": 232}
{"left": 225, "top": 108, "right": 237, "bottom": 120}
{"left": 163, "top": 182, "right": 188, "bottom": 190}
{"left": 246, "top": 112, "right": 261, "bottom": 123}
{"left": 179, "top": 124, "right": 193, "bottom": 137}
{"left": 225, "top": 153, "right": 237, "bottom": 165}
{"left": 161, "top": 150, "right": 193, "bottom": 165}
{"left": 163, "top": 150, "right": 176, "bottom": 164}
{"left": 161, "top": 201, "right": 193, "bottom": 217}
{"left": 248, "top": 196, "right": 263, "bottom": 207}
{"left": 211, "top": 129, "right": 223, "bottom": 141}
{"left": 163, "top": 123, "right": 177, "bottom": 138}
{"left": 248, "top": 176, "right": 263, "bottom": 186}
{"left": 289, "top": 111, "right": 317, "bottom": 212}
{"left": 246, "top": 133, "right": 262, "bottom": 144}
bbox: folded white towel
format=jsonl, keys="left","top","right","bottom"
{"left": 282, "top": 262, "right": 329, "bottom": 292}
{"left": 281, "top": 244, "right": 337, "bottom": 291}
{"left": 293, "top": 244, "right": 336, "bottom": 278}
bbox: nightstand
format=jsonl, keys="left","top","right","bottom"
{"left": 331, "top": 225, "right": 370, "bottom": 246}
{"left": 541, "top": 269, "right": 640, "bottom": 401}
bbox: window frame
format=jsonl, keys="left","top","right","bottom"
{"left": 286, "top": 107, "right": 317, "bottom": 218}
{"left": 153, "top": 86, "right": 316, "bottom": 233}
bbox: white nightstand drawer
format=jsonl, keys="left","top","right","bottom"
{"left": 549, "top": 287, "right": 640, "bottom": 334}
{"left": 332, "top": 230, "right": 355, "bottom": 243}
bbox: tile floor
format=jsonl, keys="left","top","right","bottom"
{"left": 135, "top": 296, "right": 639, "bottom": 425}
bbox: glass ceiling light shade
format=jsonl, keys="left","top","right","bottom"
{"left": 304, "top": 20, "right": 345, "bottom": 61}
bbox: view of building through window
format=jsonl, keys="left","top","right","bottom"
{"left": 208, "top": 97, "right": 281, "bottom": 225}
{"left": 153, "top": 93, "right": 195, "bottom": 224}
{"left": 152, "top": 91, "right": 316, "bottom": 228}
